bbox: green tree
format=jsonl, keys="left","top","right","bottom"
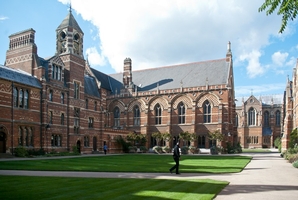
{"left": 289, "top": 128, "right": 298, "bottom": 148}
{"left": 259, "top": 0, "right": 298, "bottom": 33}
{"left": 152, "top": 132, "right": 162, "bottom": 146}
{"left": 208, "top": 130, "right": 224, "bottom": 146}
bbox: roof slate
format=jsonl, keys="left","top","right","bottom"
{"left": 0, "top": 65, "right": 42, "bottom": 88}
{"left": 57, "top": 11, "right": 83, "bottom": 33}
{"left": 106, "top": 58, "right": 230, "bottom": 94}
{"left": 84, "top": 75, "right": 100, "bottom": 97}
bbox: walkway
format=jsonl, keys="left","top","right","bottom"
{"left": 0, "top": 152, "right": 298, "bottom": 200}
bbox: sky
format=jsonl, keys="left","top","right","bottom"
{"left": 1, "top": 0, "right": 298, "bottom": 99}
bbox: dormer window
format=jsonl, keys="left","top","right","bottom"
{"left": 52, "top": 64, "right": 62, "bottom": 81}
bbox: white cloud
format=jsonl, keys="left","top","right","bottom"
{"left": 0, "top": 16, "right": 8, "bottom": 21}
{"left": 272, "top": 51, "right": 289, "bottom": 66}
{"left": 58, "top": 0, "right": 283, "bottom": 74}
{"left": 239, "top": 50, "right": 265, "bottom": 78}
{"left": 86, "top": 47, "right": 106, "bottom": 66}
{"left": 286, "top": 56, "right": 297, "bottom": 67}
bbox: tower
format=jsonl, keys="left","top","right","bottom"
{"left": 56, "top": 8, "right": 84, "bottom": 58}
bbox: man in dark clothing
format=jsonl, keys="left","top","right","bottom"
{"left": 169, "top": 142, "right": 180, "bottom": 174}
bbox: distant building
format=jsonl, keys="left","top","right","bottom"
{"left": 0, "top": 9, "right": 236, "bottom": 154}
{"left": 236, "top": 95, "right": 283, "bottom": 149}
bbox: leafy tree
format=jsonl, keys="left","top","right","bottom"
{"left": 208, "top": 130, "right": 224, "bottom": 146}
{"left": 152, "top": 132, "right": 162, "bottom": 146}
{"left": 289, "top": 128, "right": 298, "bottom": 148}
{"left": 126, "top": 132, "right": 147, "bottom": 147}
{"left": 179, "top": 131, "right": 197, "bottom": 145}
{"left": 259, "top": 0, "right": 298, "bottom": 33}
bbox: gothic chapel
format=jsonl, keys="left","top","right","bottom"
{"left": 0, "top": 9, "right": 237, "bottom": 154}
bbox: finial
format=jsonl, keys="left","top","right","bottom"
{"left": 68, "top": 1, "right": 72, "bottom": 13}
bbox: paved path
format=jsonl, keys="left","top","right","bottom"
{"left": 0, "top": 152, "right": 297, "bottom": 200}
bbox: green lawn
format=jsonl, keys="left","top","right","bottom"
{"left": 0, "top": 154, "right": 251, "bottom": 173}
{"left": 0, "top": 154, "right": 251, "bottom": 200}
{"left": 0, "top": 176, "right": 228, "bottom": 200}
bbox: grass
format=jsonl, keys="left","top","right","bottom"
{"left": 0, "top": 154, "right": 251, "bottom": 199}
{"left": 0, "top": 154, "right": 252, "bottom": 173}
{"left": 0, "top": 176, "right": 228, "bottom": 200}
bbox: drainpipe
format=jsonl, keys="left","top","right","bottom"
{"left": 11, "top": 82, "right": 14, "bottom": 155}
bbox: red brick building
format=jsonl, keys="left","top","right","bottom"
{"left": 0, "top": 10, "right": 236, "bottom": 154}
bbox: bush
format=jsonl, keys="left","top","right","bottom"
{"left": 181, "top": 146, "right": 189, "bottom": 154}
{"left": 14, "top": 146, "right": 28, "bottom": 157}
{"left": 293, "top": 160, "right": 298, "bottom": 168}
{"left": 27, "top": 148, "right": 45, "bottom": 156}
{"left": 188, "top": 145, "right": 197, "bottom": 154}
{"left": 139, "top": 146, "right": 147, "bottom": 152}
{"left": 128, "top": 146, "right": 137, "bottom": 153}
{"left": 288, "top": 153, "right": 298, "bottom": 163}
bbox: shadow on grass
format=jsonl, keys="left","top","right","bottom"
{"left": 0, "top": 176, "right": 228, "bottom": 200}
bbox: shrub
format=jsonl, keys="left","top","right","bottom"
{"left": 274, "top": 137, "right": 281, "bottom": 152}
{"left": 288, "top": 153, "right": 298, "bottom": 163}
{"left": 188, "top": 145, "right": 197, "bottom": 154}
{"left": 293, "top": 160, "right": 298, "bottom": 168}
{"left": 115, "top": 135, "right": 130, "bottom": 153}
{"left": 27, "top": 148, "right": 45, "bottom": 156}
{"left": 139, "top": 146, "right": 147, "bottom": 152}
{"left": 14, "top": 146, "right": 28, "bottom": 157}
{"left": 181, "top": 146, "right": 189, "bottom": 154}
{"left": 128, "top": 146, "right": 137, "bottom": 152}
{"left": 162, "top": 146, "right": 170, "bottom": 153}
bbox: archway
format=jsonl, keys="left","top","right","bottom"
{"left": 76, "top": 140, "right": 81, "bottom": 153}
{"left": 0, "top": 132, "right": 6, "bottom": 153}
{"left": 93, "top": 137, "right": 97, "bottom": 151}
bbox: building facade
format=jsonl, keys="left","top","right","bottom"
{"left": 236, "top": 95, "right": 283, "bottom": 149}
{"left": 0, "top": 10, "right": 237, "bottom": 154}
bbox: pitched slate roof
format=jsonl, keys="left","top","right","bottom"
{"left": 105, "top": 58, "right": 230, "bottom": 94}
{"left": 56, "top": 10, "right": 83, "bottom": 33}
{"left": 0, "top": 64, "right": 41, "bottom": 88}
{"left": 84, "top": 75, "right": 100, "bottom": 97}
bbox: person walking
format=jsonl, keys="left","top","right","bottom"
{"left": 169, "top": 142, "right": 181, "bottom": 174}
{"left": 103, "top": 144, "right": 108, "bottom": 155}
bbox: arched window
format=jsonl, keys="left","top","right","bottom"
{"left": 264, "top": 111, "right": 270, "bottom": 127}
{"left": 61, "top": 113, "right": 64, "bottom": 125}
{"left": 235, "top": 114, "right": 238, "bottom": 127}
{"left": 203, "top": 100, "right": 211, "bottom": 123}
{"left": 24, "top": 90, "right": 29, "bottom": 109}
{"left": 13, "top": 87, "right": 18, "bottom": 107}
{"left": 61, "top": 93, "right": 64, "bottom": 104}
{"left": 19, "top": 89, "right": 23, "bottom": 107}
{"left": 178, "top": 102, "right": 185, "bottom": 124}
{"left": 155, "top": 104, "right": 162, "bottom": 125}
{"left": 248, "top": 107, "right": 256, "bottom": 126}
{"left": 276, "top": 110, "right": 281, "bottom": 126}
{"left": 114, "top": 107, "right": 120, "bottom": 127}
{"left": 25, "top": 128, "right": 29, "bottom": 146}
{"left": 133, "top": 106, "right": 140, "bottom": 126}
{"left": 18, "top": 127, "right": 23, "bottom": 146}
{"left": 86, "top": 99, "right": 88, "bottom": 109}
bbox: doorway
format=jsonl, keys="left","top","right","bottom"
{"left": 76, "top": 140, "right": 81, "bottom": 153}
{"left": 93, "top": 137, "right": 97, "bottom": 151}
{"left": 0, "top": 132, "right": 5, "bottom": 153}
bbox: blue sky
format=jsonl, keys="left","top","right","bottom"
{"left": 1, "top": 0, "right": 298, "bottom": 98}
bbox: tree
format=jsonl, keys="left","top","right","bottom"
{"left": 208, "top": 130, "right": 224, "bottom": 146}
{"left": 152, "top": 132, "right": 162, "bottom": 146}
{"left": 259, "top": 0, "right": 298, "bottom": 33}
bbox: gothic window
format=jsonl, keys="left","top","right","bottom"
{"left": 235, "top": 114, "right": 238, "bottom": 127}
{"left": 178, "top": 102, "right": 185, "bottom": 124}
{"left": 74, "top": 108, "right": 80, "bottom": 134}
{"left": 19, "top": 89, "right": 23, "bottom": 107}
{"left": 51, "top": 135, "right": 61, "bottom": 147}
{"left": 24, "top": 90, "right": 29, "bottom": 109}
{"left": 114, "top": 107, "right": 120, "bottom": 127}
{"left": 61, "top": 113, "right": 64, "bottom": 125}
{"left": 248, "top": 107, "right": 256, "bottom": 126}
{"left": 86, "top": 99, "right": 88, "bottom": 109}
{"left": 18, "top": 127, "right": 23, "bottom": 146}
{"left": 13, "top": 87, "right": 18, "bottom": 107}
{"left": 61, "top": 92, "right": 64, "bottom": 104}
{"left": 52, "top": 64, "right": 62, "bottom": 80}
{"left": 94, "top": 101, "right": 97, "bottom": 111}
{"left": 59, "top": 31, "right": 66, "bottom": 54}
{"left": 74, "top": 82, "right": 80, "bottom": 99}
{"left": 49, "top": 90, "right": 53, "bottom": 101}
{"left": 73, "top": 33, "right": 80, "bottom": 55}
{"left": 276, "top": 110, "right": 281, "bottom": 126}
{"left": 25, "top": 128, "right": 29, "bottom": 146}
{"left": 84, "top": 136, "right": 89, "bottom": 147}
{"left": 155, "top": 104, "right": 162, "bottom": 125}
{"left": 49, "top": 111, "right": 53, "bottom": 124}
{"left": 89, "top": 117, "right": 94, "bottom": 128}
{"left": 133, "top": 106, "right": 140, "bottom": 126}
{"left": 203, "top": 100, "right": 211, "bottom": 123}
{"left": 264, "top": 111, "right": 270, "bottom": 127}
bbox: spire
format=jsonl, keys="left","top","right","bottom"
{"left": 56, "top": 8, "right": 83, "bottom": 33}
{"left": 226, "top": 41, "right": 232, "bottom": 62}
